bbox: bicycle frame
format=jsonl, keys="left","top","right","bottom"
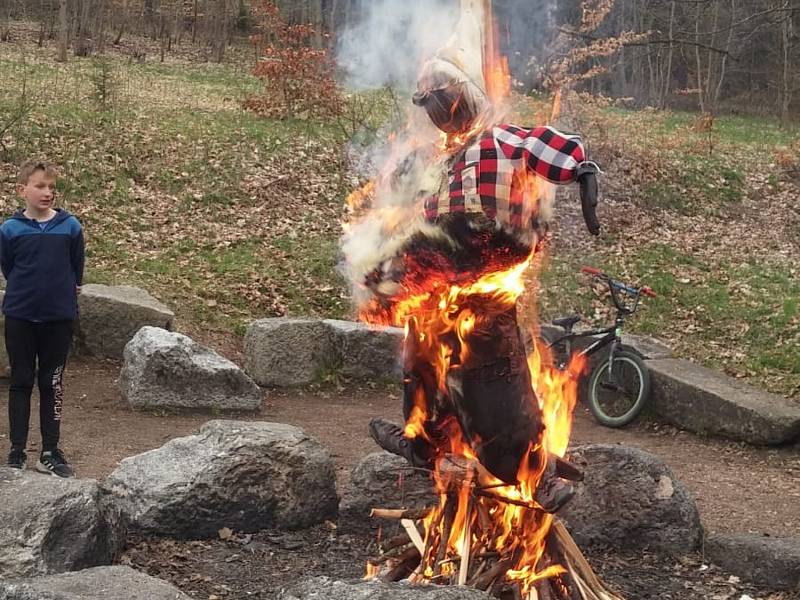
{"left": 546, "top": 312, "right": 629, "bottom": 385}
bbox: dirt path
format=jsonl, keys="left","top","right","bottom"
{"left": 4, "top": 357, "right": 797, "bottom": 538}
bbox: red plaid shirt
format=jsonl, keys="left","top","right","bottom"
{"left": 423, "top": 125, "right": 586, "bottom": 228}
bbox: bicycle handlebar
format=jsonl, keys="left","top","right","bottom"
{"left": 580, "top": 266, "right": 657, "bottom": 304}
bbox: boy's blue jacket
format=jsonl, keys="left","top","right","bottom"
{"left": 0, "top": 208, "right": 85, "bottom": 322}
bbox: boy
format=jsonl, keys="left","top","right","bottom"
{"left": 1, "top": 160, "right": 84, "bottom": 478}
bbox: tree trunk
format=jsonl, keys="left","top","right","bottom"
{"left": 694, "top": 2, "right": 705, "bottom": 112}
{"left": 659, "top": 0, "right": 676, "bottom": 108}
{"left": 57, "top": 0, "right": 68, "bottom": 61}
{"left": 780, "top": 3, "right": 793, "bottom": 123}
{"left": 312, "top": 0, "right": 323, "bottom": 48}
{"left": 712, "top": 0, "right": 736, "bottom": 109}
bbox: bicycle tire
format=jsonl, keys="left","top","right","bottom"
{"left": 587, "top": 349, "right": 650, "bottom": 427}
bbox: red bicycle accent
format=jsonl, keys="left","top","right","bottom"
{"left": 640, "top": 286, "right": 657, "bottom": 298}
{"left": 581, "top": 266, "right": 603, "bottom": 276}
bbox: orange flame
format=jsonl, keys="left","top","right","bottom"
{"left": 360, "top": 3, "right": 582, "bottom": 594}
{"left": 368, "top": 252, "right": 585, "bottom": 594}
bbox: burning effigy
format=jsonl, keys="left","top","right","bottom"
{"left": 340, "top": 2, "right": 618, "bottom": 598}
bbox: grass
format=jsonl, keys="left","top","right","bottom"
{"left": 538, "top": 245, "right": 800, "bottom": 396}
{"left": 1, "top": 38, "right": 797, "bottom": 398}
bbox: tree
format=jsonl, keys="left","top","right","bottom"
{"left": 245, "top": 0, "right": 341, "bottom": 118}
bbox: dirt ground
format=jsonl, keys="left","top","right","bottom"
{"left": 2, "top": 356, "right": 798, "bottom": 599}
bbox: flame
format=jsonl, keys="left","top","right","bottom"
{"left": 367, "top": 250, "right": 586, "bottom": 594}
{"left": 356, "top": 2, "right": 583, "bottom": 595}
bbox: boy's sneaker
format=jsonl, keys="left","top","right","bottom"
{"left": 36, "top": 449, "right": 74, "bottom": 478}
{"left": 7, "top": 447, "right": 26, "bottom": 469}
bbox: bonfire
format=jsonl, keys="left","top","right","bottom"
{"left": 341, "top": 1, "right": 617, "bottom": 598}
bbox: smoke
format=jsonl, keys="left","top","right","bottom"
{"left": 337, "top": 0, "right": 562, "bottom": 311}
{"left": 336, "top": 0, "right": 459, "bottom": 90}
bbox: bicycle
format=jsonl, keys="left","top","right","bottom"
{"left": 541, "top": 266, "right": 657, "bottom": 428}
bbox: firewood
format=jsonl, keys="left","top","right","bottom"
{"left": 401, "top": 519, "right": 426, "bottom": 554}
{"left": 473, "top": 557, "right": 512, "bottom": 590}
{"left": 476, "top": 499, "right": 493, "bottom": 532}
{"left": 551, "top": 521, "right": 624, "bottom": 600}
{"left": 457, "top": 497, "right": 473, "bottom": 585}
{"left": 535, "top": 579, "right": 554, "bottom": 600}
{"left": 370, "top": 507, "right": 432, "bottom": 520}
{"left": 380, "top": 546, "right": 421, "bottom": 583}
{"left": 474, "top": 490, "right": 539, "bottom": 510}
{"left": 380, "top": 532, "right": 411, "bottom": 552}
{"left": 433, "top": 494, "right": 457, "bottom": 577}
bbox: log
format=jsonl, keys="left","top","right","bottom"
{"left": 401, "top": 519, "right": 426, "bottom": 554}
{"left": 473, "top": 557, "right": 513, "bottom": 590}
{"left": 370, "top": 507, "right": 433, "bottom": 520}
{"left": 457, "top": 497, "right": 473, "bottom": 585}
{"left": 433, "top": 495, "right": 457, "bottom": 577}
{"left": 475, "top": 489, "right": 539, "bottom": 510}
{"left": 380, "top": 532, "right": 411, "bottom": 552}
{"left": 381, "top": 546, "right": 421, "bottom": 583}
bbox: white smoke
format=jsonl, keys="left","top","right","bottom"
{"left": 336, "top": 0, "right": 459, "bottom": 90}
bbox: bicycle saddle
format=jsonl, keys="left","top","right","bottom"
{"left": 552, "top": 315, "right": 582, "bottom": 329}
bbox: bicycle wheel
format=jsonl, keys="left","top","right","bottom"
{"left": 587, "top": 350, "right": 650, "bottom": 427}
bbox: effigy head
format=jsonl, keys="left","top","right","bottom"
{"left": 411, "top": 54, "right": 488, "bottom": 135}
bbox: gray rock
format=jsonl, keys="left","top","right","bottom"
{"left": 0, "top": 469, "right": 125, "bottom": 578}
{"left": 561, "top": 444, "right": 703, "bottom": 554}
{"left": 244, "top": 318, "right": 335, "bottom": 386}
{"left": 0, "top": 565, "right": 192, "bottom": 600}
{"left": 76, "top": 284, "right": 174, "bottom": 359}
{"left": 623, "top": 334, "right": 673, "bottom": 359}
{"left": 648, "top": 358, "right": 800, "bottom": 445}
{"left": 323, "top": 320, "right": 403, "bottom": 380}
{"left": 705, "top": 534, "right": 800, "bottom": 591}
{"left": 119, "top": 327, "right": 261, "bottom": 411}
{"left": 338, "top": 452, "right": 434, "bottom": 532}
{"left": 103, "top": 420, "right": 338, "bottom": 538}
{"left": 282, "top": 576, "right": 492, "bottom": 599}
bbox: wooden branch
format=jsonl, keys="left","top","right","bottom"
{"left": 457, "top": 497, "right": 473, "bottom": 585}
{"left": 433, "top": 496, "right": 457, "bottom": 577}
{"left": 380, "top": 546, "right": 421, "bottom": 583}
{"left": 370, "top": 507, "right": 432, "bottom": 520}
{"left": 473, "top": 557, "right": 513, "bottom": 591}
{"left": 401, "top": 519, "right": 425, "bottom": 555}
{"left": 474, "top": 489, "right": 539, "bottom": 510}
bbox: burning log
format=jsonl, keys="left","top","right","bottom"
{"left": 367, "top": 488, "right": 625, "bottom": 600}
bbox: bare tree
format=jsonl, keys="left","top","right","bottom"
{"left": 56, "top": 0, "right": 68, "bottom": 61}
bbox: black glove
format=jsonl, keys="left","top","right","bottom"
{"left": 576, "top": 162, "right": 601, "bottom": 236}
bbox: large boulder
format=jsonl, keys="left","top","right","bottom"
{"left": 0, "top": 565, "right": 192, "bottom": 600}
{"left": 0, "top": 469, "right": 125, "bottom": 578}
{"left": 323, "top": 320, "right": 403, "bottom": 380}
{"left": 705, "top": 534, "right": 800, "bottom": 591}
{"left": 244, "top": 318, "right": 334, "bottom": 386}
{"left": 76, "top": 284, "right": 175, "bottom": 359}
{"left": 119, "top": 327, "right": 262, "bottom": 411}
{"left": 648, "top": 358, "right": 800, "bottom": 445}
{"left": 244, "top": 318, "right": 404, "bottom": 387}
{"left": 338, "top": 452, "right": 434, "bottom": 532}
{"left": 0, "top": 566, "right": 190, "bottom": 600}
{"left": 561, "top": 444, "right": 703, "bottom": 555}
{"left": 103, "top": 420, "right": 338, "bottom": 538}
{"left": 282, "top": 577, "right": 492, "bottom": 599}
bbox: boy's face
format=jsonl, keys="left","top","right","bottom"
{"left": 17, "top": 169, "right": 56, "bottom": 212}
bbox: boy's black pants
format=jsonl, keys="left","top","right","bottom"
{"left": 5, "top": 318, "right": 73, "bottom": 452}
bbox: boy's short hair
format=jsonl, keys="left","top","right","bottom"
{"left": 17, "top": 160, "right": 58, "bottom": 185}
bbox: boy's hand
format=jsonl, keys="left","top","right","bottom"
{"left": 76, "top": 286, "right": 82, "bottom": 295}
